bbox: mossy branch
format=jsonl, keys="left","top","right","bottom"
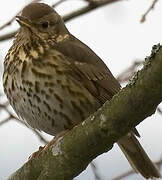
{"left": 8, "top": 44, "right": 162, "bottom": 180}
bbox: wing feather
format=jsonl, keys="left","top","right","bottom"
{"left": 54, "top": 34, "right": 120, "bottom": 103}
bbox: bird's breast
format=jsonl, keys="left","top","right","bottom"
{"left": 3, "top": 46, "right": 100, "bottom": 135}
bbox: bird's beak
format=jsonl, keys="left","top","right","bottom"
{"left": 16, "top": 16, "right": 32, "bottom": 28}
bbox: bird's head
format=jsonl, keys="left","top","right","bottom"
{"left": 16, "top": 3, "right": 69, "bottom": 41}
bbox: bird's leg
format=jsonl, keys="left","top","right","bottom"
{"left": 27, "top": 130, "right": 68, "bottom": 162}
{"left": 43, "top": 130, "right": 68, "bottom": 151}
{"left": 28, "top": 146, "right": 44, "bottom": 162}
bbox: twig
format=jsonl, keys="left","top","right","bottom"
{"left": 0, "top": 31, "right": 17, "bottom": 41}
{"left": 12, "top": 115, "right": 49, "bottom": 144}
{"left": 83, "top": 0, "right": 97, "bottom": 3}
{"left": 117, "top": 60, "right": 142, "bottom": 83}
{"left": 110, "top": 169, "right": 134, "bottom": 180}
{"left": 0, "top": 0, "right": 41, "bottom": 31}
{"left": 51, "top": 0, "right": 68, "bottom": 8}
{"left": 0, "top": 0, "right": 121, "bottom": 41}
{"left": 0, "top": 0, "right": 67, "bottom": 30}
{"left": 0, "top": 11, "right": 21, "bottom": 30}
{"left": 0, "top": 98, "right": 48, "bottom": 144}
{"left": 0, "top": 102, "right": 18, "bottom": 118}
{"left": 140, "top": 0, "right": 159, "bottom": 23}
{"left": 63, "top": 0, "right": 120, "bottom": 22}
{"left": 12, "top": 117, "right": 49, "bottom": 144}
{"left": 12, "top": 116, "right": 49, "bottom": 144}
{"left": 110, "top": 158, "right": 162, "bottom": 180}
{"left": 90, "top": 162, "right": 102, "bottom": 180}
{"left": 0, "top": 116, "right": 12, "bottom": 126}
{"left": 31, "top": 129, "right": 49, "bottom": 144}
{"left": 157, "top": 107, "right": 162, "bottom": 114}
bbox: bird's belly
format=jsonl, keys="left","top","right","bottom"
{"left": 11, "top": 76, "right": 100, "bottom": 136}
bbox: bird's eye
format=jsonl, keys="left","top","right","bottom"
{"left": 41, "top": 21, "right": 49, "bottom": 28}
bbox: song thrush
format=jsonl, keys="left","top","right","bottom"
{"left": 3, "top": 3, "right": 161, "bottom": 179}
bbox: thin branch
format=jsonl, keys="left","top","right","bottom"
{"left": 32, "top": 130, "right": 49, "bottom": 144}
{"left": 157, "top": 107, "right": 162, "bottom": 114}
{"left": 0, "top": 11, "right": 21, "bottom": 30}
{"left": 110, "top": 158, "right": 162, "bottom": 180}
{"left": 0, "top": 0, "right": 41, "bottom": 31}
{"left": 117, "top": 60, "right": 142, "bottom": 83}
{"left": 63, "top": 0, "right": 120, "bottom": 22}
{"left": 52, "top": 0, "right": 68, "bottom": 8}
{"left": 83, "top": 0, "right": 97, "bottom": 3}
{"left": 0, "top": 31, "right": 17, "bottom": 41}
{"left": 110, "top": 169, "right": 134, "bottom": 180}
{"left": 0, "top": 0, "right": 121, "bottom": 41}
{"left": 12, "top": 116, "right": 49, "bottom": 144}
{"left": 13, "top": 118, "right": 49, "bottom": 144}
{"left": 0, "top": 0, "right": 66, "bottom": 31}
{"left": 140, "top": 0, "right": 159, "bottom": 23}
{"left": 0, "top": 116, "right": 12, "bottom": 126}
{"left": 0, "top": 98, "right": 48, "bottom": 144}
{"left": 90, "top": 162, "right": 102, "bottom": 180}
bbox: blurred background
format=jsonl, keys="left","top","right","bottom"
{"left": 0, "top": 0, "right": 162, "bottom": 180}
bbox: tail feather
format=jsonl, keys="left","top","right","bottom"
{"left": 118, "top": 134, "right": 161, "bottom": 179}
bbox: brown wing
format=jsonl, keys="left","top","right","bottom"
{"left": 54, "top": 34, "right": 140, "bottom": 137}
{"left": 54, "top": 34, "right": 120, "bottom": 104}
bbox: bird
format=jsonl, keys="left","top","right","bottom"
{"left": 3, "top": 3, "right": 161, "bottom": 179}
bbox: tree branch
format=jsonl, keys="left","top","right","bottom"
{"left": 63, "top": 0, "right": 120, "bottom": 22}
{"left": 8, "top": 44, "right": 162, "bottom": 180}
{"left": 0, "top": 0, "right": 121, "bottom": 42}
{"left": 140, "top": 0, "right": 159, "bottom": 23}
